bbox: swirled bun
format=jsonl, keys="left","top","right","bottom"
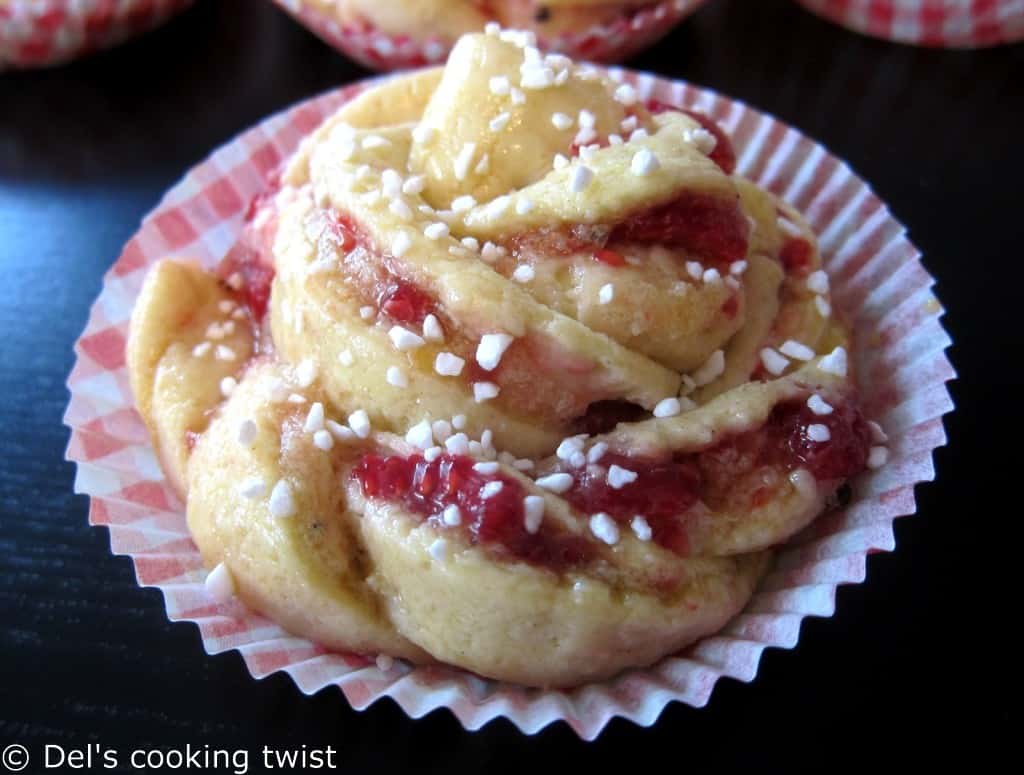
{"left": 127, "top": 31, "right": 873, "bottom": 687}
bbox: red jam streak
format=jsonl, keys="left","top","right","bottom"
{"left": 609, "top": 192, "right": 749, "bottom": 265}
{"left": 510, "top": 192, "right": 748, "bottom": 268}
{"left": 780, "top": 237, "right": 813, "bottom": 275}
{"left": 328, "top": 210, "right": 440, "bottom": 327}
{"left": 378, "top": 281, "right": 435, "bottom": 326}
{"left": 354, "top": 454, "right": 594, "bottom": 569}
{"left": 217, "top": 178, "right": 282, "bottom": 320}
{"left": 644, "top": 100, "right": 737, "bottom": 175}
{"left": 562, "top": 399, "right": 870, "bottom": 555}
{"left": 219, "top": 243, "right": 274, "bottom": 321}
{"left": 593, "top": 247, "right": 627, "bottom": 267}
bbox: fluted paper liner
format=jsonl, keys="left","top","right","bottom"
{"left": 270, "top": 0, "right": 708, "bottom": 70}
{"left": 0, "top": 0, "right": 194, "bottom": 70}
{"left": 793, "top": 0, "right": 1024, "bottom": 47}
{"left": 63, "top": 72, "right": 953, "bottom": 739}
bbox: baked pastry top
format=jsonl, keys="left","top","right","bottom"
{"left": 127, "top": 30, "right": 882, "bottom": 687}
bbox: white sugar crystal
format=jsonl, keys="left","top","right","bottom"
{"left": 807, "top": 270, "right": 830, "bottom": 295}
{"left": 692, "top": 349, "right": 726, "bottom": 386}
{"left": 269, "top": 480, "right": 295, "bottom": 519}
{"left": 807, "top": 394, "right": 834, "bottom": 415}
{"left": 424, "top": 221, "right": 450, "bottom": 240}
{"left": 303, "top": 402, "right": 325, "bottom": 433}
{"left": 490, "top": 111, "right": 512, "bottom": 131}
{"left": 389, "top": 199, "right": 413, "bottom": 221}
{"left": 215, "top": 345, "right": 236, "bottom": 362}
{"left": 569, "top": 165, "right": 594, "bottom": 193}
{"left": 219, "top": 376, "right": 237, "bottom": 398}
{"left": 386, "top": 366, "right": 408, "bottom": 388}
{"left": 631, "top": 148, "right": 660, "bottom": 176}
{"left": 818, "top": 346, "right": 848, "bottom": 377}
{"left": 587, "top": 442, "right": 609, "bottom": 463}
{"left": 473, "top": 382, "right": 500, "bottom": 402}
{"left": 614, "top": 83, "right": 638, "bottom": 106}
{"left": 405, "top": 420, "right": 435, "bottom": 450}
{"left": 442, "top": 504, "right": 462, "bottom": 526}
{"left": 607, "top": 465, "right": 638, "bottom": 489}
{"left": 389, "top": 325, "right": 425, "bottom": 351}
{"left": 326, "top": 420, "right": 355, "bottom": 442}
{"left": 480, "top": 481, "right": 504, "bottom": 499}
{"left": 435, "top": 352, "right": 465, "bottom": 377}
{"left": 313, "top": 429, "right": 334, "bottom": 450}
{"left": 598, "top": 283, "right": 615, "bottom": 304}
{"left": 402, "top": 175, "right": 426, "bottom": 195}
{"left": 552, "top": 112, "right": 573, "bottom": 130}
{"left": 781, "top": 340, "right": 815, "bottom": 361}
{"left": 653, "top": 397, "right": 681, "bottom": 418}
{"left": 807, "top": 424, "right": 831, "bottom": 442}
{"left": 589, "top": 513, "right": 620, "bottom": 545}
{"left": 631, "top": 516, "right": 652, "bottom": 542}
{"left": 523, "top": 496, "right": 545, "bottom": 534}
{"left": 422, "top": 314, "right": 444, "bottom": 343}
{"left": 238, "top": 477, "right": 266, "bottom": 499}
{"left": 204, "top": 563, "right": 235, "bottom": 603}
{"left": 295, "top": 359, "right": 317, "bottom": 387}
{"left": 428, "top": 538, "right": 448, "bottom": 561}
{"left": 760, "top": 347, "right": 791, "bottom": 376}
{"left": 476, "top": 333, "right": 515, "bottom": 371}
{"left": 452, "top": 195, "right": 477, "bottom": 213}
{"left": 453, "top": 143, "right": 477, "bottom": 181}
{"left": 512, "top": 265, "right": 535, "bottom": 283}
{"left": 535, "top": 473, "right": 573, "bottom": 493}
{"left": 338, "top": 349, "right": 355, "bottom": 367}
{"left": 489, "top": 75, "right": 511, "bottom": 95}
{"left": 237, "top": 419, "right": 258, "bottom": 447}
{"left": 444, "top": 432, "right": 470, "bottom": 455}
{"left": 348, "top": 410, "right": 371, "bottom": 439}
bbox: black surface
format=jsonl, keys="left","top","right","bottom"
{"left": 0, "top": 0, "right": 1016, "bottom": 770}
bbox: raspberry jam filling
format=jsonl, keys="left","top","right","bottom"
{"left": 509, "top": 192, "right": 748, "bottom": 268}
{"left": 561, "top": 399, "right": 870, "bottom": 554}
{"left": 779, "top": 237, "right": 814, "bottom": 276}
{"left": 645, "top": 100, "right": 737, "bottom": 175}
{"left": 354, "top": 453, "right": 595, "bottom": 569}
{"left": 609, "top": 192, "right": 749, "bottom": 265}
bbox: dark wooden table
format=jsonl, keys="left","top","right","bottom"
{"left": 0, "top": 0, "right": 1015, "bottom": 769}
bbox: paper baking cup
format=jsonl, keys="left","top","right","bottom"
{"left": 64, "top": 70, "right": 953, "bottom": 738}
{"left": 0, "top": 0, "right": 194, "bottom": 70}
{"left": 269, "top": 0, "right": 708, "bottom": 70}
{"left": 794, "top": 0, "right": 1024, "bottom": 47}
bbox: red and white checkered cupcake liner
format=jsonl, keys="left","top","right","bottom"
{"left": 64, "top": 71, "right": 953, "bottom": 738}
{"left": 0, "top": 0, "right": 194, "bottom": 70}
{"left": 794, "top": 0, "right": 1024, "bottom": 47}
{"left": 269, "top": 0, "right": 709, "bottom": 70}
